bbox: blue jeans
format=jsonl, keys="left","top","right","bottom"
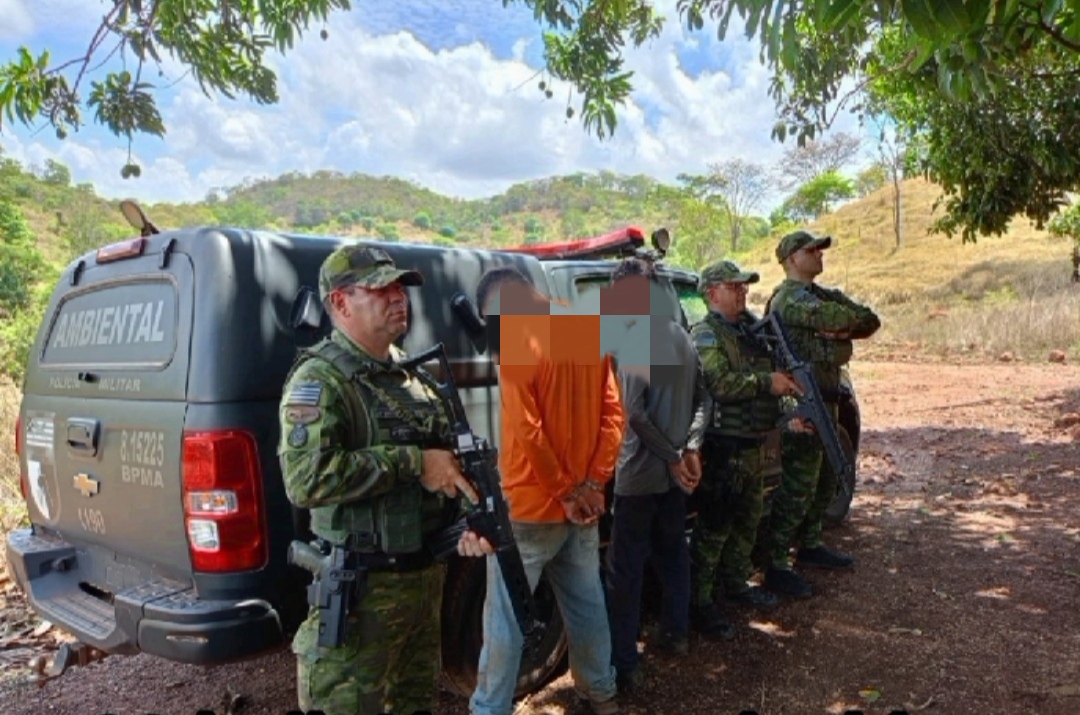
{"left": 469, "top": 521, "right": 616, "bottom": 715}
{"left": 605, "top": 487, "right": 690, "bottom": 674}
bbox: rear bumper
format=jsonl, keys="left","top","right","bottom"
{"left": 5, "top": 528, "right": 285, "bottom": 665}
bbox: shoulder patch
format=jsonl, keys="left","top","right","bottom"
{"left": 285, "top": 405, "right": 322, "bottom": 425}
{"left": 692, "top": 327, "right": 717, "bottom": 348}
{"left": 286, "top": 381, "right": 323, "bottom": 406}
{"left": 287, "top": 424, "right": 309, "bottom": 448}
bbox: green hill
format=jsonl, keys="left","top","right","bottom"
{"left": 2, "top": 149, "right": 1078, "bottom": 382}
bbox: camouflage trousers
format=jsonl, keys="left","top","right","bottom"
{"left": 763, "top": 404, "right": 840, "bottom": 568}
{"left": 292, "top": 562, "right": 446, "bottom": 715}
{"left": 690, "top": 437, "right": 778, "bottom": 604}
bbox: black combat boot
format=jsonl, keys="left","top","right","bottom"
{"left": 796, "top": 545, "right": 856, "bottom": 570}
{"left": 651, "top": 628, "right": 690, "bottom": 655}
{"left": 691, "top": 603, "right": 736, "bottom": 641}
{"left": 763, "top": 565, "right": 813, "bottom": 599}
{"left": 725, "top": 585, "right": 779, "bottom": 610}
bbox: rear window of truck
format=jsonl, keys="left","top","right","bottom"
{"left": 40, "top": 278, "right": 179, "bottom": 369}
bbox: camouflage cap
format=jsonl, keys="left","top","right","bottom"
{"left": 775, "top": 229, "right": 832, "bottom": 262}
{"left": 318, "top": 244, "right": 423, "bottom": 300}
{"left": 698, "top": 259, "right": 760, "bottom": 292}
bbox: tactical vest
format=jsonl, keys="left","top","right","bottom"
{"left": 285, "top": 336, "right": 456, "bottom": 555}
{"left": 765, "top": 284, "right": 850, "bottom": 392}
{"left": 695, "top": 314, "right": 780, "bottom": 438}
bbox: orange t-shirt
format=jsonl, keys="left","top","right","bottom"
{"left": 497, "top": 313, "right": 626, "bottom": 523}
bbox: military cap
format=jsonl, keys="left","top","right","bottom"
{"left": 775, "top": 229, "right": 832, "bottom": 263}
{"left": 318, "top": 244, "right": 423, "bottom": 300}
{"left": 698, "top": 259, "right": 760, "bottom": 292}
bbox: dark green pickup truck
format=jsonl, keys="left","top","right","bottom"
{"left": 6, "top": 221, "right": 860, "bottom": 699}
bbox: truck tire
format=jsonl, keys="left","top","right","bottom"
{"left": 439, "top": 555, "right": 568, "bottom": 699}
{"left": 823, "top": 426, "right": 857, "bottom": 527}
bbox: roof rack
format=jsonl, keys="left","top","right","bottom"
{"left": 501, "top": 227, "right": 647, "bottom": 261}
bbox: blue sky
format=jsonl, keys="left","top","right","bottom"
{"left": 0, "top": 0, "right": 870, "bottom": 210}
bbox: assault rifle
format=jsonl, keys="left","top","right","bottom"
{"left": 287, "top": 537, "right": 367, "bottom": 649}
{"left": 748, "top": 312, "right": 855, "bottom": 500}
{"left": 400, "top": 342, "right": 546, "bottom": 655}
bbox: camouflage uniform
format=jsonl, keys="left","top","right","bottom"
{"left": 689, "top": 262, "right": 783, "bottom": 614}
{"left": 279, "top": 245, "right": 459, "bottom": 715}
{"left": 762, "top": 231, "right": 880, "bottom": 571}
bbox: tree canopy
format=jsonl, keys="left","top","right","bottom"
{"left": 533, "top": 0, "right": 1080, "bottom": 242}
{"left": 4, "top": 0, "right": 1079, "bottom": 241}
{"left": 0, "top": 0, "right": 351, "bottom": 173}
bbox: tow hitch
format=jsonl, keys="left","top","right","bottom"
{"left": 27, "top": 642, "right": 109, "bottom": 686}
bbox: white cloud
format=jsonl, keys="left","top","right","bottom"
{"left": 0, "top": 0, "right": 33, "bottom": 39}
{"left": 1, "top": 2, "right": 873, "bottom": 213}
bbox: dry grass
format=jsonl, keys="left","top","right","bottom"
{"left": 736, "top": 178, "right": 1080, "bottom": 360}
{"left": 0, "top": 377, "right": 27, "bottom": 538}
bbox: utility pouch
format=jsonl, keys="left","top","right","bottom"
{"left": 378, "top": 485, "right": 424, "bottom": 554}
{"left": 824, "top": 338, "right": 854, "bottom": 367}
{"left": 761, "top": 428, "right": 783, "bottom": 478}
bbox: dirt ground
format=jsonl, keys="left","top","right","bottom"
{"left": 3, "top": 359, "right": 1080, "bottom": 715}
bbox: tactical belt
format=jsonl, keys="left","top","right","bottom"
{"left": 352, "top": 550, "right": 435, "bottom": 572}
{"left": 319, "top": 537, "right": 436, "bottom": 573}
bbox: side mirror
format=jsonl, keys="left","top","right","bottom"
{"left": 451, "top": 293, "right": 488, "bottom": 354}
{"left": 290, "top": 286, "right": 325, "bottom": 331}
{"left": 119, "top": 199, "right": 160, "bottom": 237}
{"left": 651, "top": 227, "right": 672, "bottom": 256}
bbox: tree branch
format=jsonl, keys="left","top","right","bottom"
{"left": 69, "top": 1, "right": 126, "bottom": 96}
{"left": 1035, "top": 17, "right": 1080, "bottom": 53}
{"left": 822, "top": 47, "right": 918, "bottom": 130}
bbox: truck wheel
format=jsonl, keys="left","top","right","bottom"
{"left": 823, "top": 426, "right": 857, "bottom": 528}
{"left": 439, "top": 555, "right": 568, "bottom": 699}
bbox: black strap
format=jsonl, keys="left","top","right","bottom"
{"left": 315, "top": 537, "right": 435, "bottom": 573}
{"left": 352, "top": 550, "right": 435, "bottom": 572}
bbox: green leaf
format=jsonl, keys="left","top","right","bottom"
{"left": 902, "top": 0, "right": 941, "bottom": 38}
{"left": 937, "top": 0, "right": 973, "bottom": 35}
{"left": 909, "top": 38, "right": 937, "bottom": 70}
{"left": 821, "top": 0, "right": 860, "bottom": 31}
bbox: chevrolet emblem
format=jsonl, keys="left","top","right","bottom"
{"left": 73, "top": 473, "right": 100, "bottom": 498}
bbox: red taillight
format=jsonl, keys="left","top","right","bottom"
{"left": 15, "top": 415, "right": 28, "bottom": 501}
{"left": 181, "top": 430, "right": 267, "bottom": 573}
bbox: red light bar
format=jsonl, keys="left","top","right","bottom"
{"left": 502, "top": 227, "right": 645, "bottom": 260}
{"left": 96, "top": 236, "right": 146, "bottom": 263}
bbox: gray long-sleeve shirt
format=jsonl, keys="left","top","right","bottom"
{"left": 609, "top": 315, "right": 712, "bottom": 496}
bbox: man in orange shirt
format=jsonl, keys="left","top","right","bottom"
{"left": 469, "top": 267, "right": 625, "bottom": 715}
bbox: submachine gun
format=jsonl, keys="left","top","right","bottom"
{"left": 401, "top": 342, "right": 547, "bottom": 655}
{"left": 748, "top": 312, "right": 855, "bottom": 501}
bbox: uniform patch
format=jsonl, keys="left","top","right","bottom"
{"left": 285, "top": 405, "right": 322, "bottom": 425}
{"left": 288, "top": 424, "right": 309, "bottom": 447}
{"left": 287, "top": 382, "right": 323, "bottom": 406}
{"left": 390, "top": 425, "right": 416, "bottom": 442}
{"left": 693, "top": 329, "right": 717, "bottom": 348}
